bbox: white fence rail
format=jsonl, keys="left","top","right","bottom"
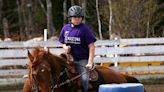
{"left": 0, "top": 37, "right": 164, "bottom": 85}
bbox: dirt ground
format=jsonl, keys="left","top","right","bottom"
{"left": 0, "top": 84, "right": 163, "bottom": 92}
{"left": 144, "top": 84, "right": 164, "bottom": 92}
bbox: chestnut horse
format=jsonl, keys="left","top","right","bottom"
{"left": 23, "top": 47, "right": 145, "bottom": 92}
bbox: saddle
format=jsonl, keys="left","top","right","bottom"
{"left": 60, "top": 53, "right": 100, "bottom": 82}
{"left": 89, "top": 66, "right": 99, "bottom": 82}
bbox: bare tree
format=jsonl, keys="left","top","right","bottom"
{"left": 63, "top": 0, "right": 67, "bottom": 25}
{"left": 111, "top": 0, "right": 144, "bottom": 38}
{"left": 0, "top": 0, "right": 2, "bottom": 34}
{"left": 27, "top": 0, "right": 35, "bottom": 36}
{"left": 144, "top": 0, "right": 159, "bottom": 37}
{"left": 108, "top": 0, "right": 112, "bottom": 39}
{"left": 0, "top": 0, "right": 2, "bottom": 19}
{"left": 17, "top": 0, "right": 24, "bottom": 40}
{"left": 71, "top": 0, "right": 75, "bottom": 6}
{"left": 110, "top": 0, "right": 161, "bottom": 38}
{"left": 2, "top": 18, "right": 10, "bottom": 38}
{"left": 78, "top": 0, "right": 81, "bottom": 4}
{"left": 81, "top": 0, "right": 86, "bottom": 23}
{"left": 96, "top": 0, "right": 102, "bottom": 40}
{"left": 46, "top": 0, "right": 56, "bottom": 37}
{"left": 38, "top": 0, "right": 46, "bottom": 15}
{"left": 21, "top": 0, "right": 31, "bottom": 38}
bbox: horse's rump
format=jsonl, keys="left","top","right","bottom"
{"left": 121, "top": 74, "right": 141, "bottom": 83}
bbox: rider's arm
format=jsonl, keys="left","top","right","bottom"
{"left": 86, "top": 42, "right": 95, "bottom": 69}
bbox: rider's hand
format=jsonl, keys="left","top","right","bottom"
{"left": 63, "top": 45, "right": 71, "bottom": 53}
{"left": 86, "top": 63, "right": 93, "bottom": 70}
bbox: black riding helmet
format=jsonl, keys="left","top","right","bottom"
{"left": 68, "top": 5, "right": 84, "bottom": 17}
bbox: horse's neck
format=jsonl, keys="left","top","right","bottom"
{"left": 47, "top": 53, "right": 65, "bottom": 75}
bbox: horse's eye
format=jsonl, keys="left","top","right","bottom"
{"left": 41, "top": 69, "right": 45, "bottom": 72}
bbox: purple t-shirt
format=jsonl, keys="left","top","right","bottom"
{"left": 59, "top": 23, "right": 96, "bottom": 60}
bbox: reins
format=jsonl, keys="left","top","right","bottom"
{"left": 31, "top": 77, "right": 39, "bottom": 92}
{"left": 51, "top": 69, "right": 88, "bottom": 90}
{"left": 51, "top": 62, "right": 95, "bottom": 91}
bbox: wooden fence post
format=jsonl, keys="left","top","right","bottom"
{"left": 44, "top": 29, "right": 48, "bottom": 50}
{"left": 114, "top": 37, "right": 119, "bottom": 67}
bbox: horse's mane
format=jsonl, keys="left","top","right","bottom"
{"left": 30, "top": 47, "right": 45, "bottom": 56}
{"left": 29, "top": 47, "right": 66, "bottom": 62}
{"left": 28, "top": 47, "right": 45, "bottom": 66}
{"left": 32, "top": 47, "right": 67, "bottom": 71}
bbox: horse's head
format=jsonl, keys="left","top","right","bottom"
{"left": 26, "top": 47, "right": 77, "bottom": 92}
{"left": 27, "top": 47, "right": 52, "bottom": 92}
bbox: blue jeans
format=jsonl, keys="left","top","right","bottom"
{"left": 74, "top": 59, "right": 89, "bottom": 92}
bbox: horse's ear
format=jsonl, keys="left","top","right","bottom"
{"left": 28, "top": 50, "right": 34, "bottom": 62}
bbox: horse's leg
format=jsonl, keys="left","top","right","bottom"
{"left": 88, "top": 89, "right": 98, "bottom": 92}
{"left": 122, "top": 74, "right": 141, "bottom": 83}
{"left": 23, "top": 79, "right": 31, "bottom": 92}
{"left": 96, "top": 66, "right": 127, "bottom": 83}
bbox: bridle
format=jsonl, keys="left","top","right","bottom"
{"left": 31, "top": 75, "right": 39, "bottom": 92}
{"left": 51, "top": 68, "right": 89, "bottom": 91}
{"left": 30, "top": 60, "right": 51, "bottom": 92}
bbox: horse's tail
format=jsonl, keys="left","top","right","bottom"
{"left": 122, "top": 74, "right": 146, "bottom": 92}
